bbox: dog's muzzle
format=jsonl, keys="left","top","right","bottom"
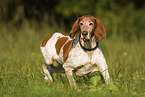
{"left": 81, "top": 31, "right": 89, "bottom": 41}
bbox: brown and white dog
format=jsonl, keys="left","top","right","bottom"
{"left": 40, "top": 15, "right": 112, "bottom": 88}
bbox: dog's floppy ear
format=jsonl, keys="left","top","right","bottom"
{"left": 69, "top": 18, "right": 80, "bottom": 38}
{"left": 94, "top": 18, "right": 107, "bottom": 42}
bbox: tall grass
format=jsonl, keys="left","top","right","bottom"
{"left": 0, "top": 14, "right": 145, "bottom": 96}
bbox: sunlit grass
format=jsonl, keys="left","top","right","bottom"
{"left": 0, "top": 19, "right": 145, "bottom": 96}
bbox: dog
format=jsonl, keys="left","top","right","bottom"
{"left": 40, "top": 15, "right": 112, "bottom": 88}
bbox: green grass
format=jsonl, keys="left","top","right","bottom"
{"left": 0, "top": 20, "right": 145, "bottom": 97}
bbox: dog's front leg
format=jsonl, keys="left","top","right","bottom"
{"left": 94, "top": 51, "right": 112, "bottom": 84}
{"left": 63, "top": 66, "right": 77, "bottom": 89}
{"left": 97, "top": 61, "right": 112, "bottom": 84}
{"left": 99, "top": 63, "right": 112, "bottom": 84}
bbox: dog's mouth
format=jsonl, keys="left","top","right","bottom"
{"left": 82, "top": 38, "right": 88, "bottom": 42}
{"left": 81, "top": 37, "right": 90, "bottom": 42}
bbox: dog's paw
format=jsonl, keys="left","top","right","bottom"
{"left": 44, "top": 76, "right": 50, "bottom": 82}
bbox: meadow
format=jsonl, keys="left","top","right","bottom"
{"left": 0, "top": 16, "right": 145, "bottom": 97}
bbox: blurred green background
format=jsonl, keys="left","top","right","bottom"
{"left": 0, "top": 0, "right": 145, "bottom": 40}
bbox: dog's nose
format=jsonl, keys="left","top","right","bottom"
{"left": 82, "top": 31, "right": 88, "bottom": 36}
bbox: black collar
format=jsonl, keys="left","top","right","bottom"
{"left": 79, "top": 35, "right": 98, "bottom": 51}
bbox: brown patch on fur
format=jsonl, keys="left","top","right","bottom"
{"left": 55, "top": 37, "right": 69, "bottom": 55}
{"left": 41, "top": 34, "right": 54, "bottom": 47}
{"left": 63, "top": 39, "right": 74, "bottom": 62}
{"left": 93, "top": 19, "right": 106, "bottom": 42}
{"left": 61, "top": 33, "right": 69, "bottom": 36}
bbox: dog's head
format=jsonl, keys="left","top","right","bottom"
{"left": 70, "top": 15, "right": 107, "bottom": 42}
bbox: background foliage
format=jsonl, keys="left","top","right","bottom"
{"left": 0, "top": 0, "right": 145, "bottom": 40}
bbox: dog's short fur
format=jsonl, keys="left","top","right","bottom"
{"left": 40, "top": 15, "right": 112, "bottom": 88}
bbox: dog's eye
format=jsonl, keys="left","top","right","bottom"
{"left": 89, "top": 23, "right": 93, "bottom": 26}
{"left": 80, "top": 23, "right": 83, "bottom": 26}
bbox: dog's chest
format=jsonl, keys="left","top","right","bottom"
{"left": 69, "top": 36, "right": 94, "bottom": 64}
{"left": 66, "top": 46, "right": 95, "bottom": 67}
{"left": 86, "top": 51, "right": 94, "bottom": 59}
{"left": 66, "top": 49, "right": 98, "bottom": 76}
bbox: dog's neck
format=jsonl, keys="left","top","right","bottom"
{"left": 79, "top": 36, "right": 98, "bottom": 51}
{"left": 84, "top": 40, "right": 92, "bottom": 49}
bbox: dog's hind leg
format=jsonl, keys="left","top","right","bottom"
{"left": 42, "top": 63, "right": 53, "bottom": 82}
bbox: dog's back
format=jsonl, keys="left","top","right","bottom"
{"left": 40, "top": 32, "right": 70, "bottom": 64}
